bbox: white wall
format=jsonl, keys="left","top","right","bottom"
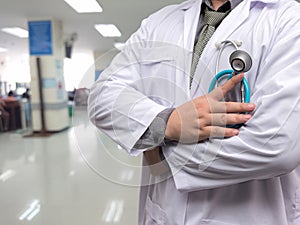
{"left": 64, "top": 49, "right": 95, "bottom": 91}
{"left": 0, "top": 49, "right": 95, "bottom": 92}
{"left": 0, "top": 53, "right": 30, "bottom": 84}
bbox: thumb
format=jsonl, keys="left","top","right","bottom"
{"left": 209, "top": 73, "right": 244, "bottom": 100}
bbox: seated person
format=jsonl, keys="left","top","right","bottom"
{"left": 0, "top": 100, "right": 9, "bottom": 131}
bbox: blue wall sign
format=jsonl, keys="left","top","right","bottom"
{"left": 28, "top": 20, "right": 53, "bottom": 56}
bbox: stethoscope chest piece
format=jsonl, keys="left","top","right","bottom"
{"left": 230, "top": 50, "right": 252, "bottom": 73}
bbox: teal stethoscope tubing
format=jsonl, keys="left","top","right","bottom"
{"left": 208, "top": 69, "right": 250, "bottom": 129}
{"left": 208, "top": 69, "right": 250, "bottom": 103}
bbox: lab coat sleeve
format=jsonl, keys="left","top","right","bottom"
{"left": 88, "top": 18, "right": 167, "bottom": 156}
{"left": 166, "top": 12, "right": 300, "bottom": 191}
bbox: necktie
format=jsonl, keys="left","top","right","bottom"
{"left": 190, "top": 7, "right": 229, "bottom": 86}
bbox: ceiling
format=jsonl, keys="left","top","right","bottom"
{"left": 0, "top": 0, "right": 183, "bottom": 56}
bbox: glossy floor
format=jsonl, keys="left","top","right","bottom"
{"left": 0, "top": 108, "right": 142, "bottom": 225}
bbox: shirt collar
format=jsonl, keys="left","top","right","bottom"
{"left": 203, "top": 0, "right": 243, "bottom": 12}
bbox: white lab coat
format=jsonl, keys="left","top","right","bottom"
{"left": 88, "top": 0, "right": 300, "bottom": 224}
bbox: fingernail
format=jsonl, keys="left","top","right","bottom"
{"left": 232, "top": 130, "right": 239, "bottom": 135}
{"left": 248, "top": 103, "right": 255, "bottom": 109}
{"left": 244, "top": 114, "right": 251, "bottom": 120}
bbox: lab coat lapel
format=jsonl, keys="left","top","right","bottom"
{"left": 181, "top": 0, "right": 203, "bottom": 98}
{"left": 182, "top": 0, "right": 202, "bottom": 52}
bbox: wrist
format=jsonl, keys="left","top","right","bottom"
{"left": 165, "top": 109, "right": 180, "bottom": 141}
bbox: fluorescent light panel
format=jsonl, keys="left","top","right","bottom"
{"left": 114, "top": 42, "right": 126, "bottom": 51}
{"left": 0, "top": 47, "right": 8, "bottom": 53}
{"left": 64, "top": 0, "right": 102, "bottom": 13}
{"left": 1, "top": 27, "right": 28, "bottom": 38}
{"left": 95, "top": 24, "right": 121, "bottom": 37}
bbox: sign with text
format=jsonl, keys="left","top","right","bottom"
{"left": 28, "top": 20, "right": 53, "bottom": 56}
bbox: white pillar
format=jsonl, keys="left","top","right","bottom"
{"left": 28, "top": 19, "right": 69, "bottom": 132}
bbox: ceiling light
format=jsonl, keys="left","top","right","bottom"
{"left": 1, "top": 27, "right": 28, "bottom": 38}
{"left": 114, "top": 42, "right": 126, "bottom": 51}
{"left": 95, "top": 24, "right": 121, "bottom": 37}
{"left": 0, "top": 47, "right": 8, "bottom": 53}
{"left": 64, "top": 0, "right": 102, "bottom": 13}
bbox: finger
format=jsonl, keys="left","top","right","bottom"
{"left": 211, "top": 101, "right": 256, "bottom": 113}
{"left": 209, "top": 73, "right": 244, "bottom": 100}
{"left": 202, "top": 126, "right": 239, "bottom": 138}
{"left": 205, "top": 113, "right": 252, "bottom": 126}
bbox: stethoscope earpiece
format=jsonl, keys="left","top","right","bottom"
{"left": 229, "top": 50, "right": 252, "bottom": 73}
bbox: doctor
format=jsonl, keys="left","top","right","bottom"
{"left": 89, "top": 0, "right": 300, "bottom": 224}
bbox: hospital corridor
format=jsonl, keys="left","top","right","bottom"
{"left": 0, "top": 106, "right": 142, "bottom": 225}
{"left": 2, "top": 0, "right": 300, "bottom": 224}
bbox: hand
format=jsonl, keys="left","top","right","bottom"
{"left": 165, "top": 73, "right": 256, "bottom": 143}
{"left": 143, "top": 147, "right": 161, "bottom": 165}
{"left": 143, "top": 147, "right": 170, "bottom": 176}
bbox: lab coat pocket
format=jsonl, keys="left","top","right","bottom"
{"left": 139, "top": 57, "right": 175, "bottom": 79}
{"left": 144, "top": 195, "right": 167, "bottom": 225}
{"left": 138, "top": 47, "right": 188, "bottom": 106}
{"left": 199, "top": 219, "right": 238, "bottom": 225}
{"left": 138, "top": 46, "right": 175, "bottom": 77}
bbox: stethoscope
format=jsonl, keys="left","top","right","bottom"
{"left": 208, "top": 40, "right": 253, "bottom": 128}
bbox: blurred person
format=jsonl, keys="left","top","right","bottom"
{"left": 0, "top": 99, "right": 9, "bottom": 131}
{"left": 21, "top": 88, "right": 30, "bottom": 100}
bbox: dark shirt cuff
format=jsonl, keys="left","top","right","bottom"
{"left": 133, "top": 108, "right": 175, "bottom": 149}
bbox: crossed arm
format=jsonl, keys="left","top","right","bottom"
{"left": 143, "top": 73, "right": 255, "bottom": 169}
